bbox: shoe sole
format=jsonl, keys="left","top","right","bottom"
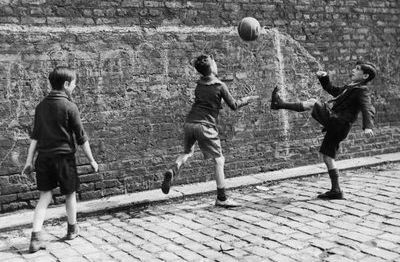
{"left": 65, "top": 234, "right": 79, "bottom": 241}
{"left": 29, "top": 245, "right": 46, "bottom": 253}
{"left": 270, "top": 86, "right": 280, "bottom": 110}
{"left": 317, "top": 193, "right": 344, "bottom": 200}
{"left": 215, "top": 201, "right": 241, "bottom": 208}
{"left": 215, "top": 204, "right": 241, "bottom": 208}
{"left": 161, "top": 171, "right": 173, "bottom": 194}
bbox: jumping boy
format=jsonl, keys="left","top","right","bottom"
{"left": 161, "top": 54, "right": 258, "bottom": 207}
{"left": 22, "top": 66, "right": 98, "bottom": 253}
{"left": 271, "top": 61, "right": 376, "bottom": 199}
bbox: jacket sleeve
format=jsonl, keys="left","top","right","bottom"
{"left": 220, "top": 82, "right": 248, "bottom": 110}
{"left": 30, "top": 108, "right": 39, "bottom": 140}
{"left": 318, "top": 75, "right": 347, "bottom": 97}
{"left": 358, "top": 89, "right": 375, "bottom": 130}
{"left": 69, "top": 104, "right": 88, "bottom": 145}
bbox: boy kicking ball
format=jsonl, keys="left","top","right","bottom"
{"left": 161, "top": 54, "right": 258, "bottom": 207}
{"left": 271, "top": 61, "right": 376, "bottom": 199}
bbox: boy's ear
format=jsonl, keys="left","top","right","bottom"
{"left": 63, "top": 81, "right": 70, "bottom": 89}
{"left": 362, "top": 74, "right": 369, "bottom": 80}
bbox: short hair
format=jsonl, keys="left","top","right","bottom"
{"left": 48, "top": 66, "right": 76, "bottom": 90}
{"left": 357, "top": 61, "right": 377, "bottom": 83}
{"left": 194, "top": 55, "right": 212, "bottom": 76}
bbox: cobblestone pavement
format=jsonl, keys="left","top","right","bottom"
{"left": 1, "top": 163, "right": 400, "bottom": 262}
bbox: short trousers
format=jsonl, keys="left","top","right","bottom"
{"left": 319, "top": 130, "right": 349, "bottom": 159}
{"left": 183, "top": 122, "right": 223, "bottom": 159}
{"left": 35, "top": 153, "right": 79, "bottom": 195}
{"left": 312, "top": 102, "right": 351, "bottom": 159}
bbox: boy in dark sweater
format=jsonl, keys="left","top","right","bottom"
{"left": 271, "top": 61, "right": 376, "bottom": 199}
{"left": 22, "top": 66, "right": 98, "bottom": 253}
{"left": 161, "top": 54, "right": 258, "bottom": 207}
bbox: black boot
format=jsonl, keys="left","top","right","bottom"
{"left": 161, "top": 164, "right": 178, "bottom": 194}
{"left": 270, "top": 86, "right": 305, "bottom": 112}
{"left": 317, "top": 169, "right": 343, "bottom": 199}
{"left": 29, "top": 231, "right": 46, "bottom": 253}
{"left": 65, "top": 223, "right": 79, "bottom": 240}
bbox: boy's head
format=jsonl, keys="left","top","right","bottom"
{"left": 194, "top": 54, "right": 218, "bottom": 76}
{"left": 351, "top": 61, "right": 377, "bottom": 83}
{"left": 49, "top": 66, "right": 77, "bottom": 92}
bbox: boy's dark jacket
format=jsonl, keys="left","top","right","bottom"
{"left": 31, "top": 91, "right": 88, "bottom": 156}
{"left": 318, "top": 75, "right": 375, "bottom": 130}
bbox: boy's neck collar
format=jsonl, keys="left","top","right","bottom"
{"left": 199, "top": 74, "right": 220, "bottom": 84}
{"left": 51, "top": 89, "right": 66, "bottom": 92}
{"left": 348, "top": 80, "right": 367, "bottom": 87}
{"left": 49, "top": 89, "right": 73, "bottom": 101}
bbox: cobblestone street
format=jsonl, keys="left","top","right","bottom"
{"left": 1, "top": 163, "right": 400, "bottom": 262}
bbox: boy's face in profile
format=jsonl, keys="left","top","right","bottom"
{"left": 350, "top": 65, "right": 368, "bottom": 83}
{"left": 209, "top": 56, "right": 218, "bottom": 76}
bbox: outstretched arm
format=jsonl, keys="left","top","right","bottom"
{"left": 221, "top": 83, "right": 258, "bottom": 110}
{"left": 316, "top": 71, "right": 346, "bottom": 97}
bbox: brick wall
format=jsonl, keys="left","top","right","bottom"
{"left": 0, "top": 0, "right": 399, "bottom": 212}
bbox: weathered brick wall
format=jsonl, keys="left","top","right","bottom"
{"left": 0, "top": 0, "right": 399, "bottom": 212}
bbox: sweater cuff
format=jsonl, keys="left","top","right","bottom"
{"left": 76, "top": 135, "right": 88, "bottom": 145}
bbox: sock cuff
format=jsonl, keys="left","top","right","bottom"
{"left": 31, "top": 231, "right": 41, "bottom": 237}
{"left": 217, "top": 187, "right": 226, "bottom": 201}
{"left": 328, "top": 168, "right": 339, "bottom": 177}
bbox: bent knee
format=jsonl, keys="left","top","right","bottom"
{"left": 303, "top": 99, "right": 318, "bottom": 110}
{"left": 322, "top": 154, "right": 334, "bottom": 164}
{"left": 214, "top": 155, "right": 225, "bottom": 164}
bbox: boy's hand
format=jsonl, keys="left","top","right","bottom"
{"left": 248, "top": 95, "right": 259, "bottom": 100}
{"left": 243, "top": 95, "right": 259, "bottom": 103}
{"left": 22, "top": 163, "right": 33, "bottom": 175}
{"left": 316, "top": 71, "right": 327, "bottom": 78}
{"left": 364, "top": 128, "right": 374, "bottom": 139}
{"left": 90, "top": 160, "right": 99, "bottom": 173}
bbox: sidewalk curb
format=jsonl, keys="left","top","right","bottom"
{"left": 1, "top": 152, "right": 399, "bottom": 232}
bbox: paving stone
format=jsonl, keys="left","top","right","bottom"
{"left": 358, "top": 244, "right": 400, "bottom": 261}
{"left": 309, "top": 238, "right": 337, "bottom": 250}
{"left": 357, "top": 256, "right": 387, "bottom": 262}
{"left": 280, "top": 239, "right": 309, "bottom": 250}
{"left": 243, "top": 245, "right": 277, "bottom": 257}
{"left": 288, "top": 251, "right": 321, "bottom": 262}
{"left": 269, "top": 253, "right": 297, "bottom": 262}
{"left": 377, "top": 232, "right": 400, "bottom": 243}
{"left": 172, "top": 248, "right": 205, "bottom": 261}
{"left": 83, "top": 252, "right": 113, "bottom": 261}
{"left": 324, "top": 254, "right": 358, "bottom": 262}
{"left": 329, "top": 246, "right": 366, "bottom": 260}
{"left": 2, "top": 258, "right": 28, "bottom": 262}
{"left": 72, "top": 243, "right": 101, "bottom": 255}
{"left": 339, "top": 231, "right": 376, "bottom": 243}
{"left": 157, "top": 251, "right": 182, "bottom": 261}
{"left": 109, "top": 250, "right": 140, "bottom": 262}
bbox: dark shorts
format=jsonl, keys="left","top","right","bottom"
{"left": 183, "top": 122, "right": 223, "bottom": 159}
{"left": 35, "top": 153, "right": 79, "bottom": 195}
{"left": 312, "top": 102, "right": 351, "bottom": 159}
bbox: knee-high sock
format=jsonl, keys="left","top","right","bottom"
{"left": 328, "top": 169, "right": 341, "bottom": 192}
{"left": 217, "top": 187, "right": 227, "bottom": 201}
{"left": 279, "top": 101, "right": 305, "bottom": 112}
